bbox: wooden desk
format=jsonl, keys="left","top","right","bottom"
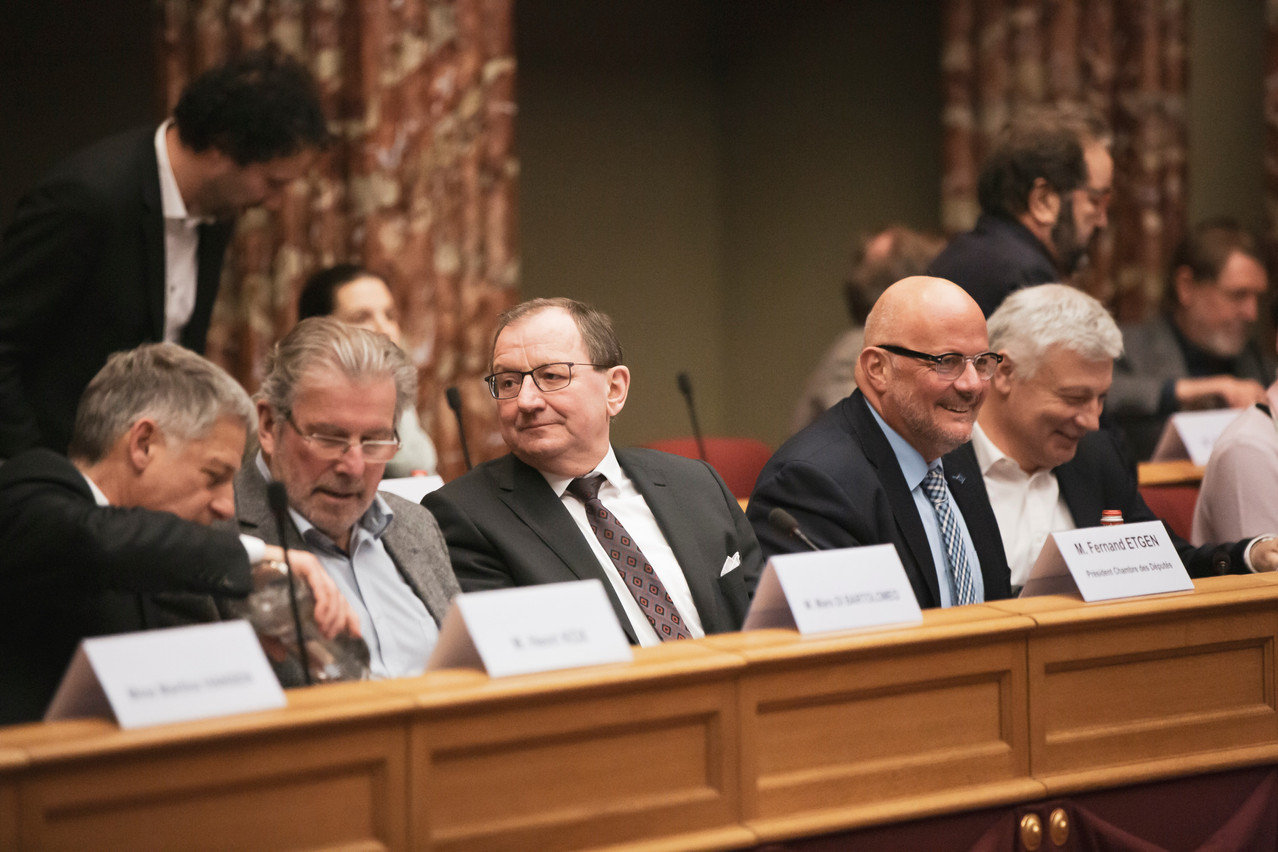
{"left": 5, "top": 575, "right": 1278, "bottom": 850}
{"left": 1137, "top": 459, "right": 1204, "bottom": 487}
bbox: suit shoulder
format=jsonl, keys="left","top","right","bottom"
{"left": 383, "top": 491, "right": 445, "bottom": 530}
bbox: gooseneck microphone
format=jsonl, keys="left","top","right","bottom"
{"left": 446, "top": 386, "right": 473, "bottom": 471}
{"left": 676, "top": 372, "right": 707, "bottom": 461}
{"left": 267, "top": 481, "right": 313, "bottom": 686}
{"left": 1212, "top": 547, "right": 1232, "bottom": 576}
{"left": 768, "top": 507, "right": 821, "bottom": 553}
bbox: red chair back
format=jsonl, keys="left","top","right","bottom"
{"left": 643, "top": 437, "right": 774, "bottom": 499}
{"left": 1138, "top": 484, "right": 1200, "bottom": 542}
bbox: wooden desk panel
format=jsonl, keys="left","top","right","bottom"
{"left": 992, "top": 578, "right": 1278, "bottom": 795}
{"left": 407, "top": 643, "right": 751, "bottom": 852}
{"left": 3, "top": 680, "right": 421, "bottom": 852}
{"left": 7, "top": 577, "right": 1278, "bottom": 849}
{"left": 707, "top": 607, "right": 1041, "bottom": 841}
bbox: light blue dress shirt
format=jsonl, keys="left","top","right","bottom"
{"left": 868, "top": 406, "right": 984, "bottom": 607}
{"left": 256, "top": 455, "right": 439, "bottom": 678}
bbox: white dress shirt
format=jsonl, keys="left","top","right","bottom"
{"left": 970, "top": 424, "right": 1077, "bottom": 588}
{"left": 545, "top": 446, "right": 705, "bottom": 645}
{"left": 154, "top": 121, "right": 211, "bottom": 343}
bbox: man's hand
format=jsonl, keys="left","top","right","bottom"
{"left": 1175, "top": 376, "right": 1267, "bottom": 410}
{"left": 1248, "top": 537, "right": 1278, "bottom": 573}
{"left": 260, "top": 545, "right": 362, "bottom": 638}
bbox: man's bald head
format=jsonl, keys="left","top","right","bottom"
{"left": 858, "top": 277, "right": 992, "bottom": 461}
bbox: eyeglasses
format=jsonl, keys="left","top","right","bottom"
{"left": 877, "top": 344, "right": 1003, "bottom": 380}
{"left": 484, "top": 361, "right": 607, "bottom": 399}
{"left": 1083, "top": 185, "right": 1113, "bottom": 207}
{"left": 285, "top": 413, "right": 400, "bottom": 461}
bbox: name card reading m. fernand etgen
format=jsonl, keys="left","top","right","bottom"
{"left": 1022, "top": 519, "right": 1192, "bottom": 602}
{"left": 743, "top": 544, "right": 923, "bottom": 634}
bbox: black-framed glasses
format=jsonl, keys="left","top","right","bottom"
{"left": 877, "top": 344, "right": 1003, "bottom": 380}
{"left": 484, "top": 361, "right": 607, "bottom": 399}
{"left": 285, "top": 413, "right": 400, "bottom": 461}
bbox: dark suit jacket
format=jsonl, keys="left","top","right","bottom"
{"left": 422, "top": 448, "right": 764, "bottom": 643}
{"left": 0, "top": 127, "right": 234, "bottom": 456}
{"left": 748, "top": 390, "right": 1012, "bottom": 608}
{"left": 0, "top": 449, "right": 252, "bottom": 725}
{"left": 233, "top": 463, "right": 459, "bottom": 627}
{"left": 927, "top": 213, "right": 1060, "bottom": 317}
{"left": 954, "top": 429, "right": 1249, "bottom": 579}
{"left": 1061, "top": 433, "right": 1250, "bottom": 577}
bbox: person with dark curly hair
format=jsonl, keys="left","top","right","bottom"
{"left": 0, "top": 45, "right": 330, "bottom": 459}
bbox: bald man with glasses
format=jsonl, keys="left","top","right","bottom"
{"left": 748, "top": 276, "right": 1013, "bottom": 609}
{"left": 422, "top": 298, "right": 763, "bottom": 645}
{"left": 234, "top": 317, "right": 458, "bottom": 679}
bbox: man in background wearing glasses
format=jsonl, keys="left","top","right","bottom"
{"left": 748, "top": 276, "right": 1012, "bottom": 609}
{"left": 235, "top": 317, "right": 458, "bottom": 679}
{"left": 423, "top": 298, "right": 763, "bottom": 645}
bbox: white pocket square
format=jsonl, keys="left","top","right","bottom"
{"left": 720, "top": 552, "right": 741, "bottom": 577}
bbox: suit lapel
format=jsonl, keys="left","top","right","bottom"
{"left": 138, "top": 139, "right": 167, "bottom": 343}
{"left": 184, "top": 222, "right": 233, "bottom": 352}
{"left": 617, "top": 449, "right": 726, "bottom": 634}
{"left": 847, "top": 393, "right": 942, "bottom": 607}
{"left": 382, "top": 525, "right": 440, "bottom": 623}
{"left": 1055, "top": 442, "right": 1105, "bottom": 530}
{"left": 944, "top": 443, "right": 1010, "bottom": 601}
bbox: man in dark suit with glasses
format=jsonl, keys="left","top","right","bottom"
{"left": 423, "top": 297, "right": 763, "bottom": 645}
{"left": 748, "top": 276, "right": 1012, "bottom": 609}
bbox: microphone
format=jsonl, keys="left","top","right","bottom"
{"left": 768, "top": 507, "right": 821, "bottom": 552}
{"left": 1212, "top": 547, "right": 1232, "bottom": 576}
{"left": 676, "top": 372, "right": 708, "bottom": 461}
{"left": 268, "top": 481, "right": 313, "bottom": 686}
{"left": 446, "top": 386, "right": 473, "bottom": 471}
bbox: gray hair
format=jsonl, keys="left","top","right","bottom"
{"left": 257, "top": 316, "right": 417, "bottom": 421}
{"left": 67, "top": 343, "right": 254, "bottom": 464}
{"left": 987, "top": 284, "right": 1124, "bottom": 377}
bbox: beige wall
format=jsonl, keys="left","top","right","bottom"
{"left": 1187, "top": 0, "right": 1265, "bottom": 233}
{"left": 518, "top": 1, "right": 942, "bottom": 449}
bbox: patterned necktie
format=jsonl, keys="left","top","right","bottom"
{"left": 920, "top": 466, "right": 978, "bottom": 606}
{"left": 567, "top": 474, "right": 692, "bottom": 640}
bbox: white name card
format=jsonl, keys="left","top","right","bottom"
{"left": 377, "top": 475, "right": 444, "bottom": 503}
{"left": 743, "top": 545, "right": 923, "bottom": 635}
{"left": 1020, "top": 520, "right": 1193, "bottom": 602}
{"left": 44, "top": 621, "right": 286, "bottom": 729}
{"left": 426, "top": 580, "right": 633, "bottom": 678}
{"left": 1151, "top": 407, "right": 1244, "bottom": 466}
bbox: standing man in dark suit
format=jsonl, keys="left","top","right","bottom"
{"left": 959, "top": 283, "right": 1278, "bottom": 589}
{"left": 928, "top": 104, "right": 1112, "bottom": 317}
{"left": 423, "top": 298, "right": 763, "bottom": 644}
{"left": 237, "top": 318, "right": 458, "bottom": 679}
{"left": 0, "top": 343, "right": 356, "bottom": 725}
{"left": 748, "top": 276, "right": 1012, "bottom": 609}
{"left": 0, "top": 46, "right": 330, "bottom": 458}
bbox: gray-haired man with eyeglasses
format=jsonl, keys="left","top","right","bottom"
{"left": 422, "top": 297, "right": 764, "bottom": 644}
{"left": 748, "top": 276, "right": 1013, "bottom": 609}
{"left": 234, "top": 317, "right": 459, "bottom": 679}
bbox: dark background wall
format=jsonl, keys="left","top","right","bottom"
{"left": 0, "top": 0, "right": 1266, "bottom": 448}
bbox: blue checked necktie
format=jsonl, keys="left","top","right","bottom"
{"left": 920, "top": 466, "right": 978, "bottom": 606}
{"left": 567, "top": 474, "right": 692, "bottom": 640}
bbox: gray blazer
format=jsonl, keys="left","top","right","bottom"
{"left": 1110, "top": 314, "right": 1276, "bottom": 459}
{"left": 234, "top": 463, "right": 459, "bottom": 626}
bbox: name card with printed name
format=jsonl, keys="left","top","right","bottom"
{"left": 426, "top": 580, "right": 633, "bottom": 678}
{"left": 743, "top": 545, "right": 923, "bottom": 635}
{"left": 45, "top": 620, "right": 286, "bottom": 729}
{"left": 1020, "top": 519, "right": 1193, "bottom": 602}
{"left": 1152, "top": 407, "right": 1244, "bottom": 466}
